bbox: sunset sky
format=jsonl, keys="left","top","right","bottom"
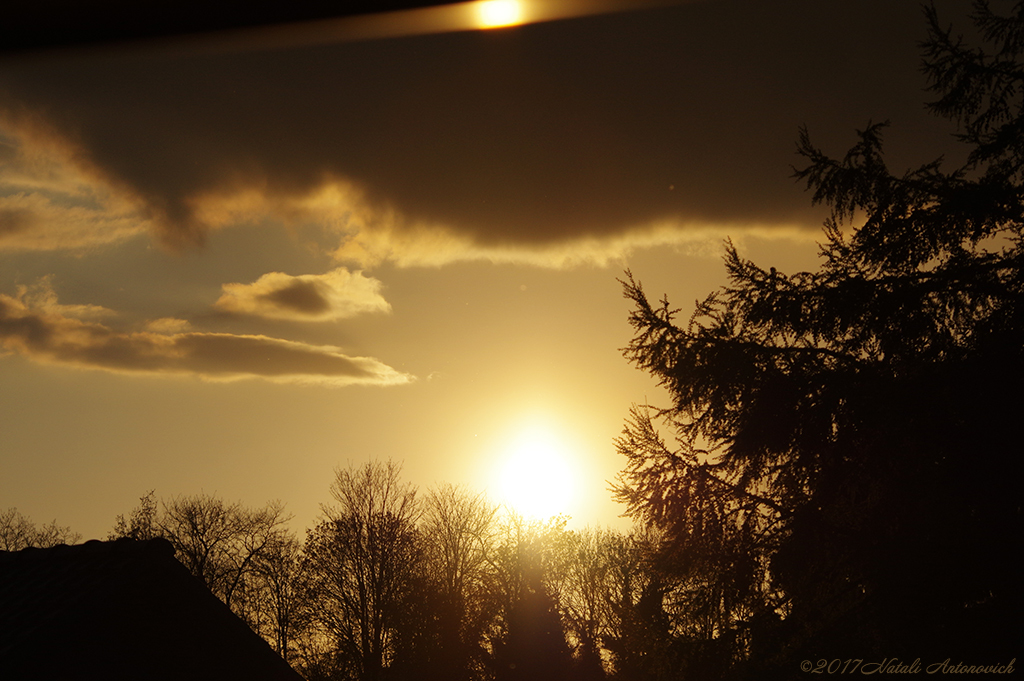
{"left": 0, "top": 0, "right": 966, "bottom": 539}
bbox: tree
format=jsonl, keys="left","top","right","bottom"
{"left": 108, "top": 490, "right": 158, "bottom": 541}
{"left": 406, "top": 484, "right": 499, "bottom": 681}
{"left": 110, "top": 490, "right": 296, "bottom": 646}
{"left": 601, "top": 527, "right": 686, "bottom": 681}
{"left": 248, "top": 531, "right": 310, "bottom": 664}
{"left": 0, "top": 507, "right": 80, "bottom": 550}
{"left": 158, "top": 493, "right": 292, "bottom": 620}
{"left": 302, "top": 460, "right": 421, "bottom": 681}
{"left": 614, "top": 1, "right": 1023, "bottom": 674}
{"left": 489, "top": 514, "right": 574, "bottom": 681}
{"left": 560, "top": 527, "right": 615, "bottom": 681}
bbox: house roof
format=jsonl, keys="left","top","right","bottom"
{"left": 0, "top": 537, "right": 304, "bottom": 681}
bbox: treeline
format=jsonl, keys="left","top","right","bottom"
{"left": 98, "top": 460, "right": 701, "bottom": 681}
{"left": 0, "top": 507, "right": 81, "bottom": 550}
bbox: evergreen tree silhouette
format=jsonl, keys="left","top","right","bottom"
{"left": 614, "top": 2, "right": 1024, "bottom": 676}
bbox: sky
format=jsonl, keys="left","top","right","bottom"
{"left": 0, "top": 0, "right": 968, "bottom": 540}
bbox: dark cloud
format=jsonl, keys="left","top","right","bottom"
{"left": 0, "top": 0, "right": 966, "bottom": 255}
{"left": 0, "top": 294, "right": 410, "bottom": 386}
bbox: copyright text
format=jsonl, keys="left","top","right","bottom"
{"left": 799, "top": 658, "right": 1016, "bottom": 675}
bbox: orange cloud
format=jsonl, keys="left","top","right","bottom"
{"left": 214, "top": 267, "right": 391, "bottom": 321}
{"left": 0, "top": 292, "right": 411, "bottom": 387}
{"left": 188, "top": 177, "right": 819, "bottom": 270}
{"left": 13, "top": 276, "right": 115, "bottom": 320}
{"left": 0, "top": 113, "right": 819, "bottom": 268}
{"left": 0, "top": 113, "right": 151, "bottom": 252}
{"left": 144, "top": 317, "right": 192, "bottom": 334}
{"left": 0, "top": 109, "right": 821, "bottom": 266}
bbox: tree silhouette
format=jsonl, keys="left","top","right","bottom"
{"left": 108, "top": 490, "right": 298, "bottom": 656}
{"left": 614, "top": 1, "right": 1024, "bottom": 674}
{"left": 157, "top": 493, "right": 292, "bottom": 619}
{"left": 404, "top": 484, "right": 499, "bottom": 681}
{"left": 109, "top": 490, "right": 158, "bottom": 541}
{"left": 302, "top": 460, "right": 421, "bottom": 681}
{"left": 249, "top": 531, "right": 309, "bottom": 664}
{"left": 496, "top": 576, "right": 574, "bottom": 681}
{"left": 600, "top": 527, "right": 687, "bottom": 681}
{"left": 489, "top": 514, "right": 575, "bottom": 681}
{"left": 0, "top": 507, "right": 80, "bottom": 550}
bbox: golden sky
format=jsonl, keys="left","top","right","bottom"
{"left": 0, "top": 0, "right": 965, "bottom": 538}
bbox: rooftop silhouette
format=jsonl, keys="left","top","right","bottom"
{"left": 0, "top": 538, "right": 303, "bottom": 681}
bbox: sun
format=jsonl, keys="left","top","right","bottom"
{"left": 476, "top": 0, "right": 524, "bottom": 29}
{"left": 494, "top": 424, "right": 576, "bottom": 519}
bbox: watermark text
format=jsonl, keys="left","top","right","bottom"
{"left": 799, "top": 658, "right": 1016, "bottom": 675}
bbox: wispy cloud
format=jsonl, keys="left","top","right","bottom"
{"left": 0, "top": 113, "right": 151, "bottom": 251}
{"left": 191, "top": 178, "right": 820, "bottom": 270}
{"left": 214, "top": 267, "right": 391, "bottom": 321}
{"left": 13, "top": 276, "right": 115, "bottom": 320}
{"left": 144, "top": 317, "right": 192, "bottom": 334}
{"left": 0, "top": 291, "right": 412, "bottom": 387}
{"left": 327, "top": 212, "right": 820, "bottom": 269}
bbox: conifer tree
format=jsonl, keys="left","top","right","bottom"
{"left": 614, "top": 2, "right": 1024, "bottom": 673}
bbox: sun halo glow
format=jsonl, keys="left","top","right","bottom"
{"left": 495, "top": 425, "right": 576, "bottom": 520}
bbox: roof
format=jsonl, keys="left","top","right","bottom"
{"left": 0, "top": 537, "right": 304, "bottom": 681}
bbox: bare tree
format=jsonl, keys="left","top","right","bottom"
{"left": 423, "top": 484, "right": 498, "bottom": 605}
{"left": 303, "top": 460, "right": 421, "bottom": 681}
{"left": 157, "top": 493, "right": 292, "bottom": 618}
{"left": 249, "top": 532, "right": 310, "bottom": 663}
{"left": 108, "top": 490, "right": 158, "bottom": 540}
{"left": 0, "top": 507, "right": 80, "bottom": 550}
{"left": 415, "top": 484, "right": 499, "bottom": 681}
{"left": 601, "top": 526, "right": 684, "bottom": 681}
{"left": 561, "top": 527, "right": 618, "bottom": 679}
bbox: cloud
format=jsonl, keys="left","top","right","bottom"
{"left": 0, "top": 292, "right": 412, "bottom": 387}
{"left": 0, "top": 113, "right": 151, "bottom": 251}
{"left": 326, "top": 210, "right": 821, "bottom": 269}
{"left": 188, "top": 177, "right": 821, "bottom": 269}
{"left": 0, "top": 113, "right": 820, "bottom": 268}
{"left": 14, "top": 276, "right": 115, "bottom": 320}
{"left": 214, "top": 267, "right": 391, "bottom": 321}
{"left": 144, "top": 317, "right": 192, "bottom": 334}
{"left": 0, "top": 0, "right": 944, "bottom": 259}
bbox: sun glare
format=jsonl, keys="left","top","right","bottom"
{"left": 495, "top": 425, "right": 576, "bottom": 519}
{"left": 477, "top": 0, "right": 524, "bottom": 29}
